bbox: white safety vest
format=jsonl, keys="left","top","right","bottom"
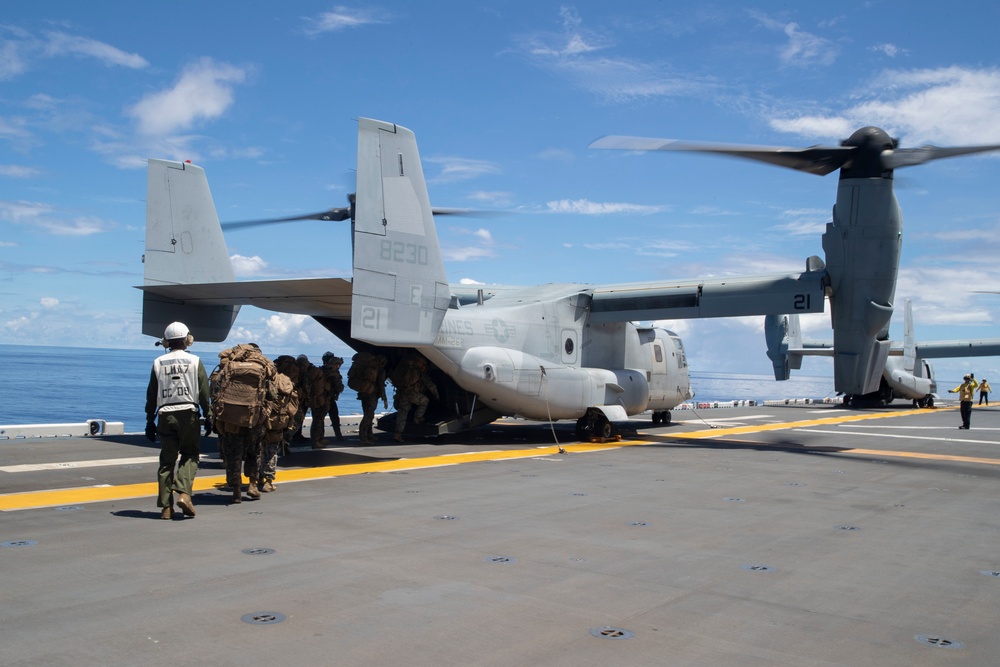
{"left": 153, "top": 349, "right": 201, "bottom": 413}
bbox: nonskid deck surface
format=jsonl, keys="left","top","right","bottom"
{"left": 3, "top": 402, "right": 999, "bottom": 666}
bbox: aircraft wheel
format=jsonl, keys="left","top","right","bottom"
{"left": 651, "top": 411, "right": 662, "bottom": 425}
{"left": 663, "top": 411, "right": 672, "bottom": 425}
{"left": 576, "top": 410, "right": 612, "bottom": 440}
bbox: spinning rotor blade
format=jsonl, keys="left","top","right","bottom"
{"left": 589, "top": 135, "right": 855, "bottom": 175}
{"left": 883, "top": 143, "right": 1000, "bottom": 169}
{"left": 592, "top": 131, "right": 1000, "bottom": 176}
{"left": 221, "top": 207, "right": 351, "bottom": 230}
{"left": 222, "top": 197, "right": 499, "bottom": 231}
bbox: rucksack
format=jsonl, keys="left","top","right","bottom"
{"left": 264, "top": 373, "right": 298, "bottom": 442}
{"left": 211, "top": 344, "right": 276, "bottom": 431}
{"left": 347, "top": 352, "right": 378, "bottom": 394}
{"left": 389, "top": 358, "right": 422, "bottom": 391}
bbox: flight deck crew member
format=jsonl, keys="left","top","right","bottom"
{"left": 979, "top": 378, "right": 991, "bottom": 405}
{"left": 145, "top": 321, "right": 212, "bottom": 520}
{"left": 948, "top": 374, "right": 979, "bottom": 429}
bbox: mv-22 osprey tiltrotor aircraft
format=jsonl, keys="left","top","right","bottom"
{"left": 766, "top": 299, "right": 1000, "bottom": 408}
{"left": 140, "top": 118, "right": 1000, "bottom": 440}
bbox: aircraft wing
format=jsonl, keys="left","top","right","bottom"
{"left": 915, "top": 340, "right": 1000, "bottom": 358}
{"left": 586, "top": 270, "right": 827, "bottom": 322}
{"left": 140, "top": 278, "right": 354, "bottom": 319}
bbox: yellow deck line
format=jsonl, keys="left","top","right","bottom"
{"left": 833, "top": 448, "right": 1000, "bottom": 466}
{"left": 661, "top": 406, "right": 939, "bottom": 440}
{"left": 0, "top": 442, "right": 626, "bottom": 511}
{"left": 4, "top": 405, "right": 990, "bottom": 512}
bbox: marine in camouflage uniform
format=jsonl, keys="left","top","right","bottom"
{"left": 258, "top": 372, "right": 298, "bottom": 493}
{"left": 294, "top": 355, "right": 313, "bottom": 443}
{"left": 306, "top": 359, "right": 330, "bottom": 449}
{"left": 274, "top": 355, "right": 305, "bottom": 451}
{"left": 210, "top": 344, "right": 277, "bottom": 503}
{"left": 217, "top": 425, "right": 263, "bottom": 503}
{"left": 392, "top": 354, "right": 439, "bottom": 443}
{"left": 355, "top": 353, "right": 388, "bottom": 444}
{"left": 322, "top": 352, "right": 345, "bottom": 441}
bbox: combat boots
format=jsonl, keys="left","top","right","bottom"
{"left": 176, "top": 493, "right": 196, "bottom": 517}
{"left": 247, "top": 481, "right": 261, "bottom": 499}
{"left": 161, "top": 506, "right": 174, "bottom": 520}
{"left": 260, "top": 480, "right": 275, "bottom": 493}
{"left": 232, "top": 489, "right": 242, "bottom": 504}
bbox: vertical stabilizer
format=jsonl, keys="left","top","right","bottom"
{"left": 351, "top": 118, "right": 450, "bottom": 345}
{"left": 142, "top": 158, "right": 239, "bottom": 341}
{"left": 901, "top": 298, "right": 916, "bottom": 371}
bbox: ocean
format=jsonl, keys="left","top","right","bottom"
{"left": 0, "top": 344, "right": 837, "bottom": 433}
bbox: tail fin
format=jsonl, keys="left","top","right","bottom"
{"left": 901, "top": 298, "right": 916, "bottom": 371}
{"left": 142, "top": 158, "right": 240, "bottom": 342}
{"left": 350, "top": 118, "right": 450, "bottom": 346}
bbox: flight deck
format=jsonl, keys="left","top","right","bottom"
{"left": 2, "top": 401, "right": 999, "bottom": 666}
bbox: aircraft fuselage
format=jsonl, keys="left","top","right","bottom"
{"left": 421, "top": 288, "right": 691, "bottom": 421}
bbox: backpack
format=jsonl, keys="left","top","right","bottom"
{"left": 307, "top": 364, "right": 328, "bottom": 409}
{"left": 211, "top": 344, "right": 276, "bottom": 431}
{"left": 347, "top": 352, "right": 378, "bottom": 394}
{"left": 389, "top": 356, "right": 422, "bottom": 391}
{"left": 264, "top": 373, "right": 298, "bottom": 443}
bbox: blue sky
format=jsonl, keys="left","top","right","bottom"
{"left": 3, "top": 2, "right": 1000, "bottom": 387}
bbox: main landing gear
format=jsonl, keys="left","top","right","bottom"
{"left": 575, "top": 408, "right": 613, "bottom": 440}
{"left": 651, "top": 410, "right": 671, "bottom": 425}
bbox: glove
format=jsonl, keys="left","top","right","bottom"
{"left": 204, "top": 417, "right": 214, "bottom": 436}
{"left": 145, "top": 421, "right": 157, "bottom": 443}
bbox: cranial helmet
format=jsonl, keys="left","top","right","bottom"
{"left": 164, "top": 322, "right": 190, "bottom": 340}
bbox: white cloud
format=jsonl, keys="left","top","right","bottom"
{"left": 545, "top": 198, "right": 665, "bottom": 215}
{"left": 515, "top": 7, "right": 711, "bottom": 102}
{"left": 872, "top": 43, "right": 906, "bottom": 58}
{"left": 467, "top": 191, "right": 513, "bottom": 207}
{"left": 128, "top": 58, "right": 247, "bottom": 136}
{"left": 0, "top": 164, "right": 40, "bottom": 178}
{"left": 442, "top": 246, "right": 495, "bottom": 262}
{"left": 43, "top": 32, "right": 148, "bottom": 69}
{"left": 265, "top": 313, "right": 310, "bottom": 338}
{"left": 230, "top": 254, "right": 269, "bottom": 277}
{"left": 770, "top": 208, "right": 830, "bottom": 236}
{"left": 45, "top": 216, "right": 115, "bottom": 236}
{"left": 536, "top": 148, "right": 574, "bottom": 162}
{"left": 751, "top": 12, "right": 838, "bottom": 67}
{"left": 769, "top": 115, "right": 855, "bottom": 140}
{"left": 770, "top": 66, "right": 1000, "bottom": 145}
{"left": 303, "top": 6, "right": 388, "bottom": 36}
{"left": 425, "top": 156, "right": 501, "bottom": 183}
{"left": 40, "top": 297, "right": 59, "bottom": 308}
{"left": 0, "top": 200, "right": 114, "bottom": 235}
{"left": 0, "top": 39, "right": 26, "bottom": 80}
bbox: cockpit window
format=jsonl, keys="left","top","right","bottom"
{"left": 653, "top": 343, "right": 663, "bottom": 363}
{"left": 671, "top": 336, "right": 687, "bottom": 368}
